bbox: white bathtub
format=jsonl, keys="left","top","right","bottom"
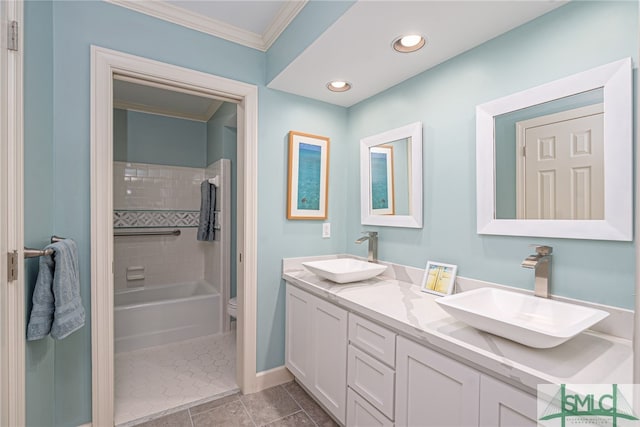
{"left": 114, "top": 281, "right": 221, "bottom": 353}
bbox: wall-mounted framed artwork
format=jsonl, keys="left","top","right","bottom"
{"left": 287, "top": 131, "right": 330, "bottom": 220}
{"left": 420, "top": 261, "right": 457, "bottom": 296}
{"left": 370, "top": 145, "right": 395, "bottom": 215}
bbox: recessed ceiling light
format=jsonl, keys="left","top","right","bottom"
{"left": 327, "top": 81, "right": 351, "bottom": 92}
{"left": 393, "top": 34, "right": 426, "bottom": 53}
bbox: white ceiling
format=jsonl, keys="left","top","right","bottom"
{"left": 108, "top": 0, "right": 566, "bottom": 110}
{"left": 113, "top": 77, "right": 223, "bottom": 122}
{"left": 268, "top": 1, "right": 566, "bottom": 107}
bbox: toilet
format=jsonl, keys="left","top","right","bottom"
{"left": 227, "top": 297, "right": 237, "bottom": 319}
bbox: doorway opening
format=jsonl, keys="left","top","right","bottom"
{"left": 91, "top": 46, "right": 258, "bottom": 426}
{"left": 111, "top": 76, "right": 240, "bottom": 425}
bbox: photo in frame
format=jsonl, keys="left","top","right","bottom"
{"left": 287, "top": 131, "right": 330, "bottom": 220}
{"left": 370, "top": 145, "right": 395, "bottom": 215}
{"left": 420, "top": 261, "right": 457, "bottom": 296}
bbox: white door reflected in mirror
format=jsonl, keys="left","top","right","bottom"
{"left": 518, "top": 104, "right": 604, "bottom": 220}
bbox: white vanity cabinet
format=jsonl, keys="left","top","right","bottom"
{"left": 395, "top": 336, "right": 480, "bottom": 426}
{"left": 479, "top": 375, "right": 537, "bottom": 427}
{"left": 285, "top": 281, "right": 538, "bottom": 427}
{"left": 395, "top": 336, "right": 538, "bottom": 427}
{"left": 285, "top": 283, "right": 348, "bottom": 424}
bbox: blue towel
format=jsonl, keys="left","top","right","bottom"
{"left": 26, "top": 239, "right": 85, "bottom": 340}
{"left": 197, "top": 180, "right": 217, "bottom": 241}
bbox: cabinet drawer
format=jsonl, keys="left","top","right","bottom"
{"left": 348, "top": 345, "right": 395, "bottom": 420}
{"left": 347, "top": 388, "right": 394, "bottom": 427}
{"left": 349, "top": 313, "right": 396, "bottom": 367}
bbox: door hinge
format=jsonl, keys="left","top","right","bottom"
{"left": 522, "top": 145, "right": 526, "bottom": 157}
{"left": 7, "top": 250, "right": 18, "bottom": 282}
{"left": 8, "top": 20, "right": 18, "bottom": 52}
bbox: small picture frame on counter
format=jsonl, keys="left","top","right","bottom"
{"left": 420, "top": 261, "right": 457, "bottom": 296}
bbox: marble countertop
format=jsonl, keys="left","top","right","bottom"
{"left": 282, "top": 256, "right": 633, "bottom": 393}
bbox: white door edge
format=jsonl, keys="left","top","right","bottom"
{"left": 0, "top": 0, "right": 25, "bottom": 425}
{"left": 91, "top": 46, "right": 258, "bottom": 426}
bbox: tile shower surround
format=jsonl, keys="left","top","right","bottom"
{"left": 114, "top": 210, "right": 200, "bottom": 228}
{"left": 113, "top": 162, "right": 204, "bottom": 211}
{"left": 113, "top": 228, "right": 208, "bottom": 290}
{"left": 113, "top": 162, "right": 216, "bottom": 290}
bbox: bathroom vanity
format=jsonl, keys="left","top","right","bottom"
{"left": 283, "top": 255, "right": 633, "bottom": 427}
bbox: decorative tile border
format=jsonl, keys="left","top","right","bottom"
{"left": 114, "top": 210, "right": 200, "bottom": 228}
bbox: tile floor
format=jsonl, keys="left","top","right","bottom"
{"left": 115, "top": 332, "right": 237, "bottom": 426}
{"left": 135, "top": 381, "right": 338, "bottom": 427}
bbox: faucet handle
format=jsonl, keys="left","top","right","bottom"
{"left": 362, "top": 231, "right": 378, "bottom": 237}
{"left": 529, "top": 245, "right": 552, "bottom": 256}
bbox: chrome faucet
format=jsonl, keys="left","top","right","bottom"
{"left": 521, "top": 245, "right": 553, "bottom": 298}
{"left": 355, "top": 231, "right": 378, "bottom": 263}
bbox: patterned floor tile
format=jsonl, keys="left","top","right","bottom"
{"left": 115, "top": 332, "right": 237, "bottom": 426}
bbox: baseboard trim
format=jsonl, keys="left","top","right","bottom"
{"left": 77, "top": 423, "right": 92, "bottom": 427}
{"left": 254, "top": 366, "right": 294, "bottom": 392}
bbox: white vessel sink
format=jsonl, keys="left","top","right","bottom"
{"left": 302, "top": 258, "right": 387, "bottom": 284}
{"left": 435, "top": 288, "right": 609, "bottom": 348}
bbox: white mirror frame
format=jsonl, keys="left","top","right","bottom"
{"left": 360, "top": 122, "right": 423, "bottom": 228}
{"left": 476, "top": 58, "right": 632, "bottom": 241}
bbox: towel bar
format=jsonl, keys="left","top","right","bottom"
{"left": 24, "top": 235, "right": 67, "bottom": 258}
{"left": 24, "top": 248, "right": 53, "bottom": 258}
{"left": 114, "top": 229, "right": 181, "bottom": 237}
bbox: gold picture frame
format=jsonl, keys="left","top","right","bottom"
{"left": 287, "top": 131, "right": 330, "bottom": 220}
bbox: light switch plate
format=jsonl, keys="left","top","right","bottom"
{"left": 322, "top": 222, "right": 331, "bottom": 238}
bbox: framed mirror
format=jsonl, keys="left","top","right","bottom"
{"left": 360, "top": 122, "right": 422, "bottom": 228}
{"left": 476, "top": 58, "right": 632, "bottom": 240}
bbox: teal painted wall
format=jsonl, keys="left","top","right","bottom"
{"left": 206, "top": 102, "right": 239, "bottom": 298}
{"left": 24, "top": 2, "right": 55, "bottom": 426}
{"left": 113, "top": 109, "right": 207, "bottom": 168}
{"left": 258, "top": 87, "right": 348, "bottom": 369}
{"left": 347, "top": 1, "right": 637, "bottom": 309}
{"left": 24, "top": 1, "right": 349, "bottom": 424}
{"left": 206, "top": 102, "right": 237, "bottom": 163}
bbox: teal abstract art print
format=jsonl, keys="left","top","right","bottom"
{"left": 297, "top": 143, "right": 321, "bottom": 210}
{"left": 287, "top": 131, "right": 330, "bottom": 219}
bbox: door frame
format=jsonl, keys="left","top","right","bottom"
{"left": 90, "top": 46, "right": 258, "bottom": 426}
{"left": 0, "top": 0, "right": 25, "bottom": 425}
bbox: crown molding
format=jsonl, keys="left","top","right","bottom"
{"left": 263, "top": 1, "right": 307, "bottom": 49}
{"left": 104, "top": 0, "right": 307, "bottom": 52}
